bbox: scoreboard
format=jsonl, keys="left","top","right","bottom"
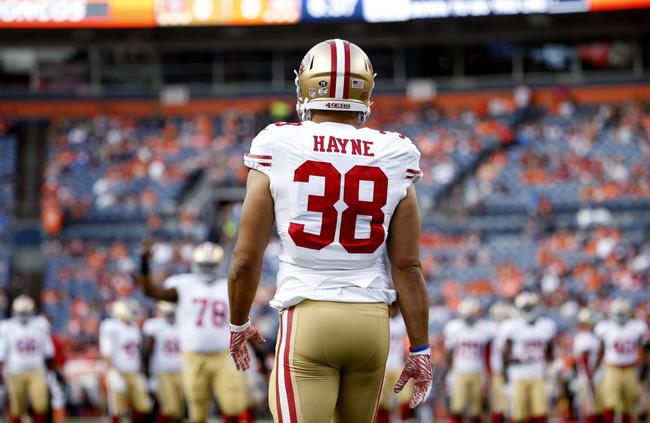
{"left": 0, "top": 0, "right": 648, "bottom": 28}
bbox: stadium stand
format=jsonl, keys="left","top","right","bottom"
{"left": 0, "top": 134, "right": 16, "bottom": 287}
{"left": 37, "top": 97, "right": 650, "bottom": 355}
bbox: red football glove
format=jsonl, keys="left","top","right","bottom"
{"left": 229, "top": 320, "right": 266, "bottom": 371}
{"left": 394, "top": 346, "right": 433, "bottom": 408}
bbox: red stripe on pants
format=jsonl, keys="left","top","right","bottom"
{"left": 283, "top": 307, "right": 298, "bottom": 422}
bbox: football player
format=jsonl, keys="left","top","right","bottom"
{"left": 443, "top": 298, "right": 491, "bottom": 423}
{"left": 0, "top": 296, "right": 54, "bottom": 423}
{"left": 140, "top": 242, "right": 250, "bottom": 423}
{"left": 573, "top": 308, "right": 603, "bottom": 423}
{"left": 376, "top": 303, "right": 411, "bottom": 423}
{"left": 143, "top": 301, "right": 184, "bottom": 423}
{"left": 502, "top": 292, "right": 556, "bottom": 423}
{"left": 594, "top": 298, "right": 647, "bottom": 423}
{"left": 99, "top": 300, "right": 152, "bottom": 423}
{"left": 486, "top": 301, "right": 511, "bottom": 423}
{"left": 227, "top": 39, "right": 432, "bottom": 423}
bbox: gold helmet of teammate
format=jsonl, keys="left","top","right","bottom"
{"left": 577, "top": 307, "right": 595, "bottom": 328}
{"left": 295, "top": 39, "right": 375, "bottom": 125}
{"left": 609, "top": 298, "right": 631, "bottom": 325}
{"left": 191, "top": 242, "right": 225, "bottom": 283}
{"left": 112, "top": 300, "right": 134, "bottom": 324}
{"left": 158, "top": 301, "right": 176, "bottom": 324}
{"left": 489, "top": 301, "right": 511, "bottom": 322}
{"left": 12, "top": 295, "right": 35, "bottom": 325}
{"left": 458, "top": 297, "right": 482, "bottom": 324}
{"left": 515, "top": 291, "right": 541, "bottom": 324}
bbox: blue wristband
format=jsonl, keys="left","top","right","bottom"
{"left": 409, "top": 344, "right": 431, "bottom": 353}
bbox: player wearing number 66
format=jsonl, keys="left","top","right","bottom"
{"left": 228, "top": 39, "right": 432, "bottom": 423}
{"left": 139, "top": 242, "right": 253, "bottom": 423}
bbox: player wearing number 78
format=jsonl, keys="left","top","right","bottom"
{"left": 139, "top": 242, "right": 253, "bottom": 423}
{"left": 228, "top": 39, "right": 432, "bottom": 423}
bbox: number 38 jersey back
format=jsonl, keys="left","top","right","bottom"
{"left": 244, "top": 121, "right": 422, "bottom": 309}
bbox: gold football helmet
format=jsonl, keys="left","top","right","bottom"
{"left": 489, "top": 301, "right": 511, "bottom": 322}
{"left": 192, "top": 242, "right": 225, "bottom": 282}
{"left": 577, "top": 307, "right": 595, "bottom": 327}
{"left": 609, "top": 298, "right": 631, "bottom": 324}
{"left": 458, "top": 297, "right": 482, "bottom": 324}
{"left": 12, "top": 295, "right": 35, "bottom": 324}
{"left": 295, "top": 39, "right": 375, "bottom": 125}
{"left": 111, "top": 300, "right": 134, "bottom": 324}
{"left": 158, "top": 301, "right": 176, "bottom": 324}
{"left": 515, "top": 291, "right": 541, "bottom": 323}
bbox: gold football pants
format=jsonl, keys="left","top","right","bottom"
{"left": 7, "top": 370, "right": 49, "bottom": 416}
{"left": 510, "top": 378, "right": 548, "bottom": 421}
{"left": 601, "top": 365, "right": 638, "bottom": 413}
{"left": 450, "top": 372, "right": 483, "bottom": 417}
{"left": 182, "top": 351, "right": 249, "bottom": 422}
{"left": 107, "top": 372, "right": 152, "bottom": 417}
{"left": 155, "top": 372, "right": 184, "bottom": 419}
{"left": 269, "top": 300, "right": 390, "bottom": 423}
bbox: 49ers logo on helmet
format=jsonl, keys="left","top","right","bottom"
{"left": 325, "top": 102, "right": 351, "bottom": 110}
{"left": 298, "top": 54, "right": 311, "bottom": 75}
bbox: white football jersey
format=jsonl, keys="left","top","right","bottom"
{"left": 594, "top": 319, "right": 647, "bottom": 366}
{"left": 245, "top": 121, "right": 421, "bottom": 309}
{"left": 573, "top": 330, "right": 601, "bottom": 378}
{"left": 164, "top": 274, "right": 230, "bottom": 353}
{"left": 443, "top": 318, "right": 492, "bottom": 374}
{"left": 502, "top": 317, "right": 556, "bottom": 380}
{"left": 0, "top": 316, "right": 54, "bottom": 374}
{"left": 386, "top": 315, "right": 407, "bottom": 370}
{"left": 143, "top": 317, "right": 182, "bottom": 374}
{"left": 99, "top": 318, "right": 142, "bottom": 373}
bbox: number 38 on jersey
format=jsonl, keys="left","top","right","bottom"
{"left": 244, "top": 121, "right": 422, "bottom": 266}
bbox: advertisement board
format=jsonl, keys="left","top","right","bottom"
{"left": 155, "top": 0, "right": 300, "bottom": 26}
{"left": 0, "top": 0, "right": 155, "bottom": 28}
{"left": 362, "top": 0, "right": 593, "bottom": 22}
{"left": 589, "top": 0, "right": 650, "bottom": 11}
{"left": 300, "top": 0, "right": 363, "bottom": 22}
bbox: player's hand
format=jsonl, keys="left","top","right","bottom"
{"left": 229, "top": 320, "right": 266, "bottom": 371}
{"left": 394, "top": 345, "right": 433, "bottom": 408}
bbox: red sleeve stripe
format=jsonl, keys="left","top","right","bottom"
{"left": 246, "top": 154, "right": 272, "bottom": 160}
{"left": 407, "top": 168, "right": 421, "bottom": 174}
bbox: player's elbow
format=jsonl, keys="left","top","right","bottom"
{"left": 390, "top": 258, "right": 422, "bottom": 275}
{"left": 228, "top": 249, "right": 260, "bottom": 280}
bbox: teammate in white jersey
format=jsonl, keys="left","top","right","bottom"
{"left": 443, "top": 298, "right": 491, "bottom": 423}
{"left": 502, "top": 292, "right": 556, "bottom": 423}
{"left": 143, "top": 301, "right": 184, "bottom": 423}
{"left": 227, "top": 39, "right": 432, "bottom": 423}
{"left": 99, "top": 300, "right": 152, "bottom": 423}
{"left": 594, "top": 298, "right": 647, "bottom": 423}
{"left": 140, "top": 242, "right": 251, "bottom": 423}
{"left": 376, "top": 304, "right": 412, "bottom": 423}
{"left": 0, "top": 296, "right": 54, "bottom": 423}
{"left": 573, "top": 308, "right": 603, "bottom": 423}
{"left": 485, "top": 301, "right": 511, "bottom": 423}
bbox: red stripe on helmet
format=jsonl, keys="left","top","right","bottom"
{"left": 343, "top": 40, "right": 351, "bottom": 99}
{"left": 329, "top": 40, "right": 337, "bottom": 99}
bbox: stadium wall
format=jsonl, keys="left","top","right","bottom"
{"left": 1, "top": 82, "right": 649, "bottom": 118}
